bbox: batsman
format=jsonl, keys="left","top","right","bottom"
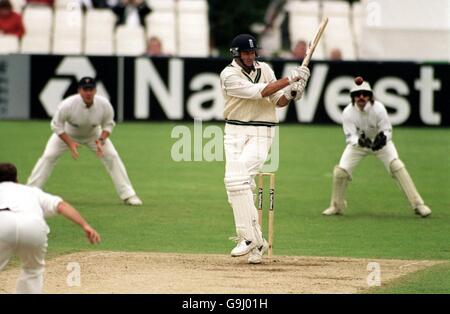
{"left": 220, "top": 34, "right": 310, "bottom": 264}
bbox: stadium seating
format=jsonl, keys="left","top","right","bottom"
{"left": 145, "top": 0, "right": 177, "bottom": 55}
{"left": 176, "top": 0, "right": 210, "bottom": 57}
{"left": 52, "top": 8, "right": 84, "bottom": 55}
{"left": 84, "top": 9, "right": 115, "bottom": 56}
{"left": 287, "top": 0, "right": 325, "bottom": 60}
{"left": 6, "top": 0, "right": 449, "bottom": 61}
{"left": 0, "top": 35, "right": 20, "bottom": 54}
{"left": 322, "top": 0, "right": 356, "bottom": 60}
{"left": 54, "top": 0, "right": 77, "bottom": 10}
{"left": 359, "top": 0, "right": 450, "bottom": 61}
{"left": 20, "top": 5, "right": 53, "bottom": 54}
{"left": 351, "top": 1, "right": 363, "bottom": 58}
{"left": 115, "top": 25, "right": 146, "bottom": 56}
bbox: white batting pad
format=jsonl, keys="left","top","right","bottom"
{"left": 390, "top": 159, "right": 424, "bottom": 208}
{"left": 330, "top": 166, "right": 350, "bottom": 210}
{"left": 224, "top": 161, "right": 263, "bottom": 244}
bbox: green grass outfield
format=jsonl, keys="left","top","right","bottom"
{"left": 1, "top": 120, "right": 449, "bottom": 293}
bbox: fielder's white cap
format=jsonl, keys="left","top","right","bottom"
{"left": 350, "top": 81, "right": 373, "bottom": 96}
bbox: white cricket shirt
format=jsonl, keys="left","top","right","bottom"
{"left": 220, "top": 59, "right": 284, "bottom": 126}
{"left": 51, "top": 94, "right": 116, "bottom": 138}
{"left": 0, "top": 182, "right": 62, "bottom": 219}
{"left": 342, "top": 100, "right": 393, "bottom": 146}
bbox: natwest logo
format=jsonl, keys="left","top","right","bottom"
{"left": 39, "top": 57, "right": 110, "bottom": 116}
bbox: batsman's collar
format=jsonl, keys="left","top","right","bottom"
{"left": 232, "top": 59, "right": 261, "bottom": 73}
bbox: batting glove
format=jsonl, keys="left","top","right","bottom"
{"left": 291, "top": 80, "right": 307, "bottom": 101}
{"left": 287, "top": 65, "right": 310, "bottom": 84}
{"left": 282, "top": 85, "right": 295, "bottom": 100}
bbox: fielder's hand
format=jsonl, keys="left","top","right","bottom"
{"left": 95, "top": 139, "right": 105, "bottom": 158}
{"left": 287, "top": 65, "right": 310, "bottom": 84}
{"left": 83, "top": 224, "right": 101, "bottom": 244}
{"left": 69, "top": 142, "right": 80, "bottom": 160}
{"left": 371, "top": 132, "right": 387, "bottom": 151}
{"left": 358, "top": 133, "right": 372, "bottom": 149}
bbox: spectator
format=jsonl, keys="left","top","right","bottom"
{"left": 291, "top": 40, "right": 307, "bottom": 59}
{"left": 10, "top": 0, "right": 25, "bottom": 11}
{"left": 112, "top": 0, "right": 151, "bottom": 27}
{"left": 0, "top": 0, "right": 25, "bottom": 38}
{"left": 329, "top": 48, "right": 343, "bottom": 61}
{"left": 26, "top": 0, "right": 54, "bottom": 7}
{"left": 146, "top": 36, "right": 168, "bottom": 57}
{"left": 254, "top": 0, "right": 289, "bottom": 57}
{"left": 78, "top": 0, "right": 111, "bottom": 11}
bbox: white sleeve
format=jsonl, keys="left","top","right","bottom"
{"left": 33, "top": 187, "right": 63, "bottom": 217}
{"left": 102, "top": 102, "right": 116, "bottom": 134}
{"left": 376, "top": 103, "right": 393, "bottom": 142}
{"left": 342, "top": 110, "right": 359, "bottom": 146}
{"left": 50, "top": 104, "right": 67, "bottom": 135}
{"left": 221, "top": 72, "right": 268, "bottom": 100}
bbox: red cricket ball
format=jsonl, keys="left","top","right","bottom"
{"left": 354, "top": 76, "right": 364, "bottom": 85}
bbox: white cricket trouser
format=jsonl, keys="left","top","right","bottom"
{"left": 0, "top": 211, "right": 48, "bottom": 294}
{"left": 224, "top": 124, "right": 275, "bottom": 183}
{"left": 338, "top": 141, "right": 399, "bottom": 175}
{"left": 27, "top": 133, "right": 136, "bottom": 200}
{"left": 224, "top": 124, "right": 275, "bottom": 240}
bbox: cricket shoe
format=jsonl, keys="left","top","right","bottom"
{"left": 415, "top": 205, "right": 431, "bottom": 218}
{"left": 322, "top": 206, "right": 343, "bottom": 216}
{"left": 230, "top": 239, "right": 257, "bottom": 257}
{"left": 124, "top": 195, "right": 143, "bottom": 206}
{"left": 247, "top": 239, "right": 269, "bottom": 264}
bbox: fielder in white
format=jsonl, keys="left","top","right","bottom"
{"left": 27, "top": 77, "right": 142, "bottom": 206}
{"left": 0, "top": 162, "right": 100, "bottom": 294}
{"left": 323, "top": 80, "right": 432, "bottom": 217}
{"left": 220, "top": 34, "right": 310, "bottom": 264}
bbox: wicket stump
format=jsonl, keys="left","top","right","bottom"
{"left": 257, "top": 172, "right": 275, "bottom": 257}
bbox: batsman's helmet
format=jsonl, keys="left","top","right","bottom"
{"left": 230, "top": 34, "right": 259, "bottom": 58}
{"left": 350, "top": 81, "right": 373, "bottom": 97}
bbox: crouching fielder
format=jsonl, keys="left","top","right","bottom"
{"left": 323, "top": 79, "right": 431, "bottom": 217}
{"left": 221, "top": 34, "right": 310, "bottom": 264}
{"left": 27, "top": 77, "right": 142, "bottom": 206}
{"left": 0, "top": 163, "right": 100, "bottom": 294}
